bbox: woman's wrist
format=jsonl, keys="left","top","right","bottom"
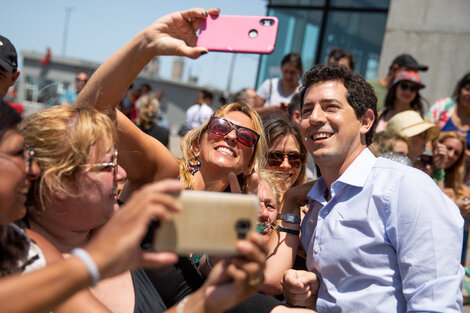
{"left": 71, "top": 248, "right": 101, "bottom": 287}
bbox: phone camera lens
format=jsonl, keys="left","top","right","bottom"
{"left": 248, "top": 29, "right": 258, "bottom": 38}
{"left": 235, "top": 219, "right": 251, "bottom": 239}
{"left": 259, "top": 19, "right": 274, "bottom": 26}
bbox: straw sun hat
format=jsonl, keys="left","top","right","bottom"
{"left": 386, "top": 110, "right": 440, "bottom": 141}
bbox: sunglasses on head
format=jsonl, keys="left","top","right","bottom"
{"left": 208, "top": 116, "right": 260, "bottom": 148}
{"left": 267, "top": 151, "right": 306, "bottom": 168}
{"left": 398, "top": 82, "right": 420, "bottom": 92}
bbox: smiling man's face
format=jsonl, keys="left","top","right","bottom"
{"left": 300, "top": 80, "right": 368, "bottom": 170}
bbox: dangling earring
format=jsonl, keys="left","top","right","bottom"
{"left": 188, "top": 157, "right": 201, "bottom": 175}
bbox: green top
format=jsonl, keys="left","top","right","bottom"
{"left": 368, "top": 78, "right": 388, "bottom": 112}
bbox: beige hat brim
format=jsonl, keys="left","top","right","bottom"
{"left": 400, "top": 122, "right": 440, "bottom": 141}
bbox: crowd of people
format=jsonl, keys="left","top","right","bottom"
{"left": 1, "top": 6, "right": 469, "bottom": 313}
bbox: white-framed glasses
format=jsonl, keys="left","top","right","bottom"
{"left": 83, "top": 148, "right": 118, "bottom": 181}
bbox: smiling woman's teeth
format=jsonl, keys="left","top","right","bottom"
{"left": 216, "top": 147, "right": 235, "bottom": 156}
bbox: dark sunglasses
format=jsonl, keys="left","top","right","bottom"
{"left": 267, "top": 151, "right": 306, "bottom": 168}
{"left": 208, "top": 116, "right": 260, "bottom": 148}
{"left": 398, "top": 82, "right": 420, "bottom": 92}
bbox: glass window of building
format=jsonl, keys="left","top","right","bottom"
{"left": 256, "top": 0, "right": 389, "bottom": 87}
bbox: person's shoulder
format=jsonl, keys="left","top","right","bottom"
{"left": 374, "top": 157, "right": 434, "bottom": 187}
{"left": 25, "top": 228, "right": 63, "bottom": 263}
{"left": 432, "top": 97, "right": 455, "bottom": 108}
{"left": 186, "top": 103, "right": 199, "bottom": 112}
{"left": 367, "top": 77, "right": 380, "bottom": 85}
{"left": 257, "top": 77, "right": 273, "bottom": 93}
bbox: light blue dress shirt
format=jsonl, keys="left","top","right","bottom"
{"left": 301, "top": 148, "right": 464, "bottom": 312}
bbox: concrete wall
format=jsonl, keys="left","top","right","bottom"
{"left": 379, "top": 0, "right": 470, "bottom": 108}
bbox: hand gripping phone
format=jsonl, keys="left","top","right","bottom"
{"left": 197, "top": 15, "right": 279, "bottom": 54}
{"left": 153, "top": 190, "right": 259, "bottom": 255}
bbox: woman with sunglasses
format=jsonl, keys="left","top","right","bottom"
{"left": 262, "top": 116, "right": 307, "bottom": 197}
{"left": 1, "top": 100, "right": 268, "bottom": 313}
{"left": 16, "top": 7, "right": 275, "bottom": 313}
{"left": 375, "top": 71, "right": 426, "bottom": 132}
{"left": 72, "top": 8, "right": 317, "bottom": 313}
{"left": 18, "top": 103, "right": 269, "bottom": 313}
{"left": 178, "top": 103, "right": 266, "bottom": 193}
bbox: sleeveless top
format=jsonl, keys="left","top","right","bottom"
{"left": 442, "top": 117, "right": 470, "bottom": 150}
{"left": 131, "top": 268, "right": 167, "bottom": 313}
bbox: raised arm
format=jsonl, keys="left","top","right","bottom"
{"left": 75, "top": 8, "right": 219, "bottom": 198}
{"left": 0, "top": 179, "right": 182, "bottom": 313}
{"left": 262, "top": 181, "right": 314, "bottom": 295}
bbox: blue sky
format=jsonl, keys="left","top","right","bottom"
{"left": 1, "top": 0, "right": 268, "bottom": 93}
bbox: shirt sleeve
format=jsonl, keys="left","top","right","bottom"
{"left": 256, "top": 78, "right": 271, "bottom": 101}
{"left": 388, "top": 171, "right": 464, "bottom": 312}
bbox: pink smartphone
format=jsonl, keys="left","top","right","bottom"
{"left": 197, "top": 15, "right": 279, "bottom": 54}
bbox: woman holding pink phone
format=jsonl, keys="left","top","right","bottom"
{"left": 76, "top": 7, "right": 318, "bottom": 313}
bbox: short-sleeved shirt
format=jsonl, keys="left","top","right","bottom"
{"left": 60, "top": 90, "right": 78, "bottom": 105}
{"left": 186, "top": 103, "right": 213, "bottom": 130}
{"left": 302, "top": 148, "right": 464, "bottom": 312}
{"left": 367, "top": 78, "right": 387, "bottom": 112}
{"left": 256, "top": 78, "right": 297, "bottom": 107}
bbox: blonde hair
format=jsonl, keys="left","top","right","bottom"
{"left": 19, "top": 104, "right": 117, "bottom": 208}
{"left": 135, "top": 95, "right": 160, "bottom": 130}
{"left": 371, "top": 130, "right": 410, "bottom": 156}
{"left": 178, "top": 102, "right": 267, "bottom": 191}
{"left": 259, "top": 169, "right": 281, "bottom": 211}
{"left": 438, "top": 131, "right": 466, "bottom": 193}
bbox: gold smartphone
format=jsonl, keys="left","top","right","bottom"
{"left": 153, "top": 190, "right": 259, "bottom": 255}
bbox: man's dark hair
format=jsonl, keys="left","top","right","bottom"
{"left": 328, "top": 48, "right": 355, "bottom": 71}
{"left": 201, "top": 90, "right": 213, "bottom": 101}
{"left": 281, "top": 53, "right": 303, "bottom": 73}
{"left": 453, "top": 72, "right": 470, "bottom": 102}
{"left": 299, "top": 65, "right": 377, "bottom": 145}
{"left": 287, "top": 92, "right": 301, "bottom": 118}
{"left": 140, "top": 83, "right": 152, "bottom": 91}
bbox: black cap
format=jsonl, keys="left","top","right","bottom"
{"left": 391, "top": 53, "right": 428, "bottom": 72}
{"left": 0, "top": 35, "right": 18, "bottom": 72}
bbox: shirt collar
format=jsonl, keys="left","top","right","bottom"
{"left": 307, "top": 148, "right": 376, "bottom": 203}
{"left": 337, "top": 148, "right": 376, "bottom": 188}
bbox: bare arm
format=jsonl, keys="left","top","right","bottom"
{"left": 75, "top": 9, "right": 219, "bottom": 194}
{"left": 261, "top": 181, "right": 314, "bottom": 295}
{"left": 0, "top": 253, "right": 99, "bottom": 313}
{"left": 26, "top": 230, "right": 110, "bottom": 313}
{"left": 0, "top": 180, "right": 183, "bottom": 313}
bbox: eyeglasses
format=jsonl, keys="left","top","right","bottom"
{"left": 208, "top": 116, "right": 260, "bottom": 148}
{"left": 24, "top": 146, "right": 35, "bottom": 173}
{"left": 75, "top": 78, "right": 88, "bottom": 83}
{"left": 83, "top": 148, "right": 119, "bottom": 195}
{"left": 398, "top": 82, "right": 420, "bottom": 92}
{"left": 0, "top": 145, "right": 35, "bottom": 173}
{"left": 267, "top": 151, "right": 306, "bottom": 168}
{"left": 84, "top": 149, "right": 118, "bottom": 181}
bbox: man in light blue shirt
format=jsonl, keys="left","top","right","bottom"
{"left": 264, "top": 65, "right": 464, "bottom": 312}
